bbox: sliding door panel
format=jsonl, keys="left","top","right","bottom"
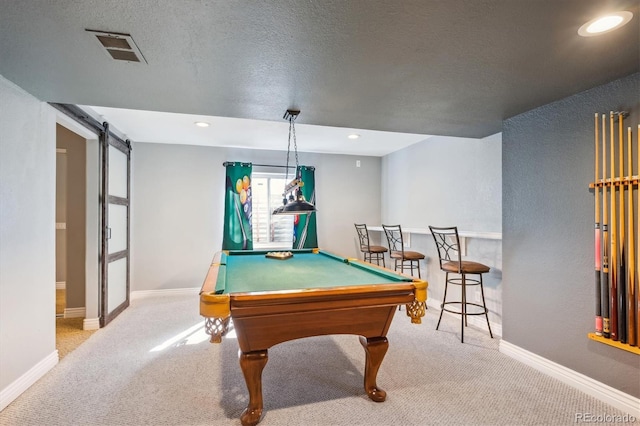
{"left": 107, "top": 257, "right": 127, "bottom": 314}
{"left": 108, "top": 145, "right": 128, "bottom": 197}
{"left": 100, "top": 123, "right": 131, "bottom": 326}
{"left": 107, "top": 203, "right": 128, "bottom": 254}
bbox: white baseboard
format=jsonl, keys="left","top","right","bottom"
{"left": 427, "top": 297, "right": 503, "bottom": 337}
{"left": 55, "top": 281, "right": 65, "bottom": 290}
{"left": 130, "top": 287, "right": 199, "bottom": 300}
{"left": 500, "top": 340, "right": 640, "bottom": 418}
{"left": 0, "top": 350, "right": 58, "bottom": 411}
{"left": 83, "top": 318, "right": 100, "bottom": 330}
{"left": 63, "top": 307, "right": 85, "bottom": 318}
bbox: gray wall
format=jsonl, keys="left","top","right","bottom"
{"left": 382, "top": 134, "right": 502, "bottom": 231}
{"left": 381, "top": 133, "right": 503, "bottom": 329}
{"left": 503, "top": 72, "right": 639, "bottom": 397}
{"left": 56, "top": 125, "right": 86, "bottom": 310}
{"left": 130, "top": 143, "right": 382, "bottom": 291}
{"left": 0, "top": 75, "right": 56, "bottom": 391}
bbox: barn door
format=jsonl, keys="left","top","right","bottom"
{"left": 100, "top": 123, "right": 131, "bottom": 326}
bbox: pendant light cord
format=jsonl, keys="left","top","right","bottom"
{"left": 284, "top": 113, "right": 301, "bottom": 188}
{"left": 285, "top": 117, "right": 292, "bottom": 183}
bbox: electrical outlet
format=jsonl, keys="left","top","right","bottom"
{"left": 356, "top": 160, "right": 361, "bottom": 167}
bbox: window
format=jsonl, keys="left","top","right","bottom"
{"left": 251, "top": 174, "right": 294, "bottom": 249}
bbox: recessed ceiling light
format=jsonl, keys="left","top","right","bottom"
{"left": 194, "top": 121, "right": 210, "bottom": 128}
{"left": 578, "top": 11, "right": 633, "bottom": 37}
{"left": 347, "top": 134, "right": 360, "bottom": 140}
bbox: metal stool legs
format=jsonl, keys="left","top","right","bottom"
{"left": 393, "top": 259, "right": 421, "bottom": 278}
{"left": 365, "top": 252, "right": 385, "bottom": 267}
{"left": 435, "top": 272, "right": 449, "bottom": 332}
{"left": 436, "top": 272, "right": 493, "bottom": 343}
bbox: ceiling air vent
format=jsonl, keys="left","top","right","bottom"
{"left": 86, "top": 29, "right": 147, "bottom": 64}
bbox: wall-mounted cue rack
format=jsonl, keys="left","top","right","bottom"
{"left": 589, "top": 111, "right": 640, "bottom": 355}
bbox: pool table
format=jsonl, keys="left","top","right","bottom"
{"left": 199, "top": 248, "right": 427, "bottom": 426}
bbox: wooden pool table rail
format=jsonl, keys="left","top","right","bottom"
{"left": 199, "top": 254, "right": 427, "bottom": 344}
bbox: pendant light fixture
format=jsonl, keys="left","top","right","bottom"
{"left": 272, "top": 109, "right": 317, "bottom": 215}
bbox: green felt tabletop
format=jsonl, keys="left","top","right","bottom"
{"left": 216, "top": 249, "right": 412, "bottom": 294}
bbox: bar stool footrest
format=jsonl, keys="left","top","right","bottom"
{"left": 441, "top": 301, "right": 488, "bottom": 316}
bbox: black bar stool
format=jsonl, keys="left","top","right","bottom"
{"left": 429, "top": 226, "right": 493, "bottom": 343}
{"left": 354, "top": 224, "right": 387, "bottom": 267}
{"left": 382, "top": 224, "right": 425, "bottom": 278}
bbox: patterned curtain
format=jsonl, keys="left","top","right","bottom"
{"left": 293, "top": 165, "right": 318, "bottom": 248}
{"left": 222, "top": 162, "right": 253, "bottom": 250}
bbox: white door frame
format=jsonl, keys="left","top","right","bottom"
{"left": 54, "top": 108, "right": 101, "bottom": 329}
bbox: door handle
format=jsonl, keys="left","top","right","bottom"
{"left": 107, "top": 227, "right": 111, "bottom": 240}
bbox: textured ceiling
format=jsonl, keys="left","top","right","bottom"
{"left": 1, "top": 0, "right": 638, "bottom": 146}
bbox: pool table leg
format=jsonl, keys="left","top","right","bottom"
{"left": 239, "top": 349, "right": 268, "bottom": 426}
{"left": 359, "top": 336, "right": 388, "bottom": 402}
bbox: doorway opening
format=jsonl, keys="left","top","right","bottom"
{"left": 55, "top": 123, "right": 97, "bottom": 358}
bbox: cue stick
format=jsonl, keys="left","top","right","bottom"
{"left": 637, "top": 124, "right": 640, "bottom": 345}
{"left": 628, "top": 125, "right": 636, "bottom": 346}
{"left": 594, "top": 113, "right": 603, "bottom": 335}
{"left": 618, "top": 113, "right": 626, "bottom": 343}
{"left": 610, "top": 111, "right": 618, "bottom": 341}
{"left": 602, "top": 114, "right": 610, "bottom": 338}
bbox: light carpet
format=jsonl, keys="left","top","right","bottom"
{"left": 0, "top": 293, "right": 631, "bottom": 425}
